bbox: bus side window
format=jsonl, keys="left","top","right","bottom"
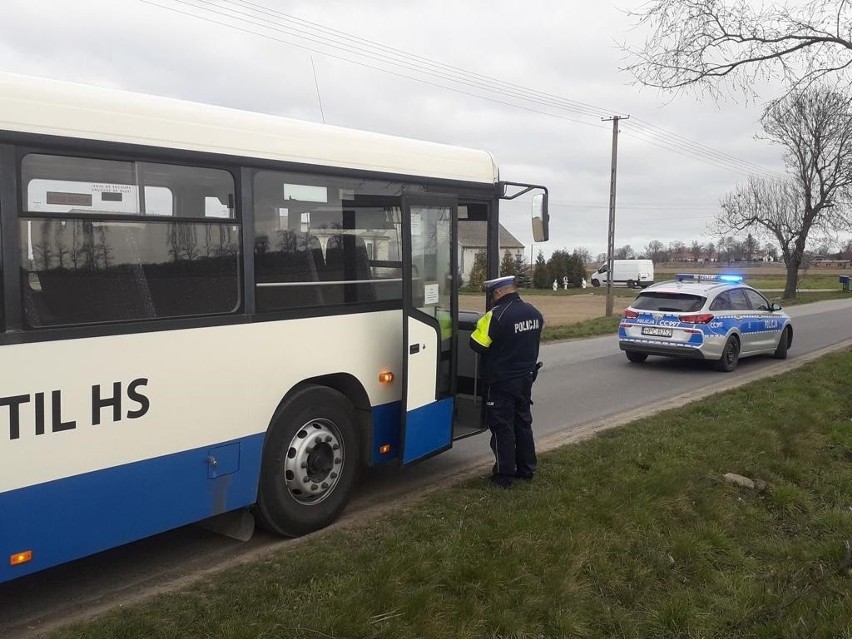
{"left": 252, "top": 184, "right": 326, "bottom": 311}
{"left": 0, "top": 179, "right": 4, "bottom": 332}
{"left": 253, "top": 170, "right": 405, "bottom": 311}
{"left": 19, "top": 154, "right": 240, "bottom": 327}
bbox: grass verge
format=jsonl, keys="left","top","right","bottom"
{"left": 52, "top": 352, "right": 852, "bottom": 639}
{"left": 542, "top": 315, "right": 621, "bottom": 341}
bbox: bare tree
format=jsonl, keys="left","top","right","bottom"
{"left": 744, "top": 233, "right": 759, "bottom": 261}
{"left": 624, "top": 0, "right": 852, "bottom": 98}
{"left": 716, "top": 176, "right": 848, "bottom": 297}
{"left": 167, "top": 224, "right": 200, "bottom": 262}
{"left": 645, "top": 239, "right": 665, "bottom": 262}
{"left": 572, "top": 246, "right": 593, "bottom": 265}
{"left": 690, "top": 240, "right": 704, "bottom": 261}
{"left": 668, "top": 240, "right": 687, "bottom": 261}
{"left": 614, "top": 244, "right": 635, "bottom": 259}
{"left": 716, "top": 88, "right": 852, "bottom": 297}
{"left": 762, "top": 241, "right": 779, "bottom": 261}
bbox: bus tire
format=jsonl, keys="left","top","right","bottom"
{"left": 254, "top": 385, "right": 360, "bottom": 537}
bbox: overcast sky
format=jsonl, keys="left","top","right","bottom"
{"left": 2, "top": 0, "right": 824, "bottom": 260}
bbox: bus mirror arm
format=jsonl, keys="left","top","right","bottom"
{"left": 497, "top": 182, "right": 549, "bottom": 243}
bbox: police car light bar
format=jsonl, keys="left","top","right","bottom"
{"left": 675, "top": 273, "right": 743, "bottom": 283}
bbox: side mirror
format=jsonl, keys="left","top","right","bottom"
{"left": 770, "top": 302, "right": 782, "bottom": 312}
{"left": 532, "top": 192, "right": 549, "bottom": 242}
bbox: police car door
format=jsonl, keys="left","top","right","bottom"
{"left": 400, "top": 194, "right": 458, "bottom": 464}
{"left": 742, "top": 288, "right": 778, "bottom": 351}
{"left": 728, "top": 288, "right": 757, "bottom": 353}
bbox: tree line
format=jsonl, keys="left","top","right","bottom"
{"left": 464, "top": 248, "right": 589, "bottom": 291}
{"left": 462, "top": 232, "right": 852, "bottom": 292}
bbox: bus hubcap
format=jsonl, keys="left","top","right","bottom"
{"left": 284, "top": 419, "right": 344, "bottom": 505}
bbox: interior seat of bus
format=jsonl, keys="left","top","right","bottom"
{"left": 254, "top": 230, "right": 325, "bottom": 310}
{"left": 22, "top": 220, "right": 241, "bottom": 327}
{"left": 321, "top": 234, "right": 375, "bottom": 304}
{"left": 28, "top": 225, "right": 157, "bottom": 325}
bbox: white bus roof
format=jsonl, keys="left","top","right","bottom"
{"left": 0, "top": 72, "right": 499, "bottom": 185}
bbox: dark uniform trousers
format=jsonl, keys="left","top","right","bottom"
{"left": 487, "top": 372, "right": 537, "bottom": 485}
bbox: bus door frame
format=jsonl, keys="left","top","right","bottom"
{"left": 399, "top": 193, "right": 458, "bottom": 465}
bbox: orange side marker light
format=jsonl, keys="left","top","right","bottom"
{"left": 378, "top": 371, "right": 394, "bottom": 384}
{"left": 10, "top": 550, "right": 32, "bottom": 566}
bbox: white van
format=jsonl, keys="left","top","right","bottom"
{"left": 590, "top": 259, "right": 654, "bottom": 288}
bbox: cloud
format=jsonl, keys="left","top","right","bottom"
{"left": 2, "top": 0, "right": 837, "bottom": 257}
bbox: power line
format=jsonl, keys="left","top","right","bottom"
{"left": 139, "top": 0, "right": 610, "bottom": 130}
{"left": 216, "top": 0, "right": 619, "bottom": 120}
{"left": 139, "top": 0, "right": 786, "bottom": 181}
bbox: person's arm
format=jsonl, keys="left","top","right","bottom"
{"left": 469, "top": 310, "right": 493, "bottom": 354}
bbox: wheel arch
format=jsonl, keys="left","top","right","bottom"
{"left": 266, "top": 373, "right": 373, "bottom": 464}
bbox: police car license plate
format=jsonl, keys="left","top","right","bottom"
{"left": 642, "top": 326, "right": 673, "bottom": 337}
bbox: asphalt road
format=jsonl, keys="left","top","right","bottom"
{"left": 3, "top": 297, "right": 852, "bottom": 638}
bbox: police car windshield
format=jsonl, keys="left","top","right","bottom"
{"left": 632, "top": 292, "right": 705, "bottom": 313}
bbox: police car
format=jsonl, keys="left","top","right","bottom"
{"left": 618, "top": 274, "right": 793, "bottom": 372}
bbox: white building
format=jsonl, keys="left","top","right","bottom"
{"left": 457, "top": 221, "right": 525, "bottom": 282}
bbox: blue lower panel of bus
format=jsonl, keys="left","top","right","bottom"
{"left": 0, "top": 434, "right": 265, "bottom": 583}
{"left": 402, "top": 397, "right": 454, "bottom": 464}
{"left": 371, "top": 401, "right": 401, "bottom": 465}
{"left": 371, "top": 399, "right": 453, "bottom": 465}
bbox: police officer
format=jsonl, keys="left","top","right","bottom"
{"left": 469, "top": 275, "right": 543, "bottom": 488}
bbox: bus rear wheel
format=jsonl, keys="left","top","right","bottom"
{"left": 255, "top": 385, "right": 360, "bottom": 537}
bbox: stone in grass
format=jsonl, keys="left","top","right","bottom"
{"left": 724, "top": 473, "right": 768, "bottom": 491}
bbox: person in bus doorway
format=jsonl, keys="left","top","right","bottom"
{"left": 470, "top": 275, "right": 544, "bottom": 488}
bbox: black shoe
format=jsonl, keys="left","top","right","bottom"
{"left": 487, "top": 475, "right": 513, "bottom": 489}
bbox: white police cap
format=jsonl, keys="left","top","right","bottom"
{"left": 484, "top": 275, "right": 515, "bottom": 295}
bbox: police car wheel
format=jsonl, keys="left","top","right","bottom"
{"left": 773, "top": 326, "right": 790, "bottom": 359}
{"left": 714, "top": 335, "right": 740, "bottom": 372}
{"left": 625, "top": 350, "right": 648, "bottom": 363}
{"left": 254, "top": 385, "right": 360, "bottom": 537}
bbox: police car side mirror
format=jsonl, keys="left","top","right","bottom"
{"left": 769, "top": 302, "right": 782, "bottom": 312}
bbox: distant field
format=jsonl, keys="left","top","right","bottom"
{"left": 656, "top": 264, "right": 849, "bottom": 292}
{"left": 459, "top": 293, "right": 612, "bottom": 326}
{"left": 655, "top": 261, "right": 847, "bottom": 274}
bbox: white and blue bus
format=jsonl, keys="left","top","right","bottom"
{"left": 0, "top": 73, "right": 548, "bottom": 583}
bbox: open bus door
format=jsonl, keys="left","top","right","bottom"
{"left": 399, "top": 194, "right": 458, "bottom": 464}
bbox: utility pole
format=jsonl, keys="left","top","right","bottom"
{"left": 603, "top": 115, "right": 628, "bottom": 317}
